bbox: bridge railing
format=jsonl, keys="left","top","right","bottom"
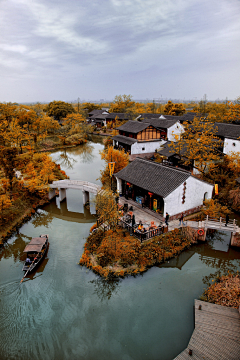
{"left": 204, "top": 215, "right": 236, "bottom": 232}
{"left": 50, "top": 180, "right": 101, "bottom": 191}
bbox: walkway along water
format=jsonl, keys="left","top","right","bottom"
{"left": 174, "top": 299, "right": 240, "bottom": 359}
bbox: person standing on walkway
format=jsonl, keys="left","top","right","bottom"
{"left": 125, "top": 189, "right": 128, "bottom": 200}
{"left": 141, "top": 196, "right": 145, "bottom": 208}
{"left": 165, "top": 212, "right": 169, "bottom": 226}
{"left": 225, "top": 214, "right": 229, "bottom": 227}
{"left": 179, "top": 212, "right": 185, "bottom": 226}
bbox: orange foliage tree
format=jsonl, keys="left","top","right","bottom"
{"left": 99, "top": 146, "right": 129, "bottom": 189}
{"left": 168, "top": 117, "right": 222, "bottom": 175}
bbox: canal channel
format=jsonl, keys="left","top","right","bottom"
{"left": 0, "top": 138, "right": 240, "bottom": 360}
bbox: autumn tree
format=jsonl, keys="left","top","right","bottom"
{"left": 164, "top": 101, "right": 186, "bottom": 116}
{"left": 224, "top": 101, "right": 240, "bottom": 123}
{"left": 168, "top": 117, "right": 222, "bottom": 175}
{"left": 81, "top": 102, "right": 101, "bottom": 113}
{"left": 0, "top": 147, "right": 18, "bottom": 197}
{"left": 45, "top": 101, "right": 75, "bottom": 121}
{"left": 109, "top": 95, "right": 136, "bottom": 117}
{"left": 99, "top": 146, "right": 129, "bottom": 189}
{"left": 95, "top": 189, "right": 119, "bottom": 230}
{"left": 204, "top": 153, "right": 240, "bottom": 206}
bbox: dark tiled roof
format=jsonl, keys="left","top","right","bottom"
{"left": 89, "top": 109, "right": 108, "bottom": 116}
{"left": 140, "top": 113, "right": 162, "bottom": 119}
{"left": 214, "top": 123, "right": 240, "bottom": 140}
{"left": 106, "top": 113, "right": 130, "bottom": 120}
{"left": 92, "top": 114, "right": 108, "bottom": 120}
{"left": 142, "top": 118, "right": 179, "bottom": 129}
{"left": 112, "top": 135, "right": 137, "bottom": 145}
{"left": 158, "top": 141, "right": 177, "bottom": 157}
{"left": 117, "top": 120, "right": 151, "bottom": 133}
{"left": 115, "top": 158, "right": 191, "bottom": 198}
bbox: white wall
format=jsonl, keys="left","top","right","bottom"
{"left": 116, "top": 177, "right": 122, "bottom": 193}
{"left": 167, "top": 122, "right": 185, "bottom": 142}
{"left": 131, "top": 140, "right": 166, "bottom": 154}
{"left": 223, "top": 138, "right": 240, "bottom": 155}
{"left": 164, "top": 176, "right": 213, "bottom": 217}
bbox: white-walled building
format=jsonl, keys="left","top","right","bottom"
{"left": 115, "top": 158, "right": 213, "bottom": 219}
{"left": 112, "top": 119, "right": 184, "bottom": 159}
{"left": 214, "top": 123, "right": 240, "bottom": 155}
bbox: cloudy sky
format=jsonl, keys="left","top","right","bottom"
{"left": 0, "top": 0, "right": 240, "bottom": 103}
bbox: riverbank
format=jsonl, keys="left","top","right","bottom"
{"left": 0, "top": 195, "right": 49, "bottom": 246}
{"left": 79, "top": 226, "right": 194, "bottom": 278}
{"left": 0, "top": 153, "right": 69, "bottom": 246}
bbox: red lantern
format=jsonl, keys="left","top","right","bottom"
{"left": 127, "top": 182, "right": 131, "bottom": 186}
{"left": 148, "top": 192, "right": 154, "bottom": 196}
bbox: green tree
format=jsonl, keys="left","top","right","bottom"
{"left": 45, "top": 101, "right": 75, "bottom": 121}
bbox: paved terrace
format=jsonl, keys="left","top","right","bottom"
{"left": 119, "top": 196, "right": 180, "bottom": 231}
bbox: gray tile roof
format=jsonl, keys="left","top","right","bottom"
{"left": 142, "top": 118, "right": 179, "bottom": 129}
{"left": 140, "top": 113, "right": 162, "bottom": 119}
{"left": 158, "top": 141, "right": 177, "bottom": 157}
{"left": 89, "top": 109, "right": 108, "bottom": 116}
{"left": 214, "top": 123, "right": 240, "bottom": 140}
{"left": 92, "top": 114, "right": 108, "bottom": 120}
{"left": 106, "top": 113, "right": 130, "bottom": 120}
{"left": 115, "top": 158, "right": 191, "bottom": 198}
{"left": 117, "top": 120, "right": 151, "bottom": 133}
{"left": 112, "top": 135, "right": 137, "bottom": 145}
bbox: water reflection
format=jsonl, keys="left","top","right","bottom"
{"left": 90, "top": 278, "right": 121, "bottom": 301}
{"left": 31, "top": 209, "right": 54, "bottom": 228}
{"left": 160, "top": 230, "right": 240, "bottom": 273}
{"left": 43, "top": 199, "right": 96, "bottom": 223}
{"left": 54, "top": 142, "right": 95, "bottom": 168}
{"left": 0, "top": 233, "right": 30, "bottom": 262}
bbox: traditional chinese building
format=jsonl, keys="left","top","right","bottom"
{"left": 112, "top": 119, "right": 184, "bottom": 158}
{"left": 115, "top": 158, "right": 213, "bottom": 219}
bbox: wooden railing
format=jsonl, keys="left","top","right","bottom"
{"left": 118, "top": 218, "right": 164, "bottom": 242}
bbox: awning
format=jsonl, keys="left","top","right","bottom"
{"left": 23, "top": 237, "right": 47, "bottom": 253}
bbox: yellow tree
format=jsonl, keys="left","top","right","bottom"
{"left": 109, "top": 95, "right": 135, "bottom": 114}
{"left": 224, "top": 102, "right": 240, "bottom": 123}
{"left": 95, "top": 189, "right": 119, "bottom": 229}
{"left": 63, "top": 113, "right": 85, "bottom": 127}
{"left": 99, "top": 146, "right": 129, "bottom": 189}
{"left": 164, "top": 101, "right": 186, "bottom": 116}
{"left": 0, "top": 147, "right": 18, "bottom": 197}
{"left": 168, "top": 117, "right": 222, "bottom": 175}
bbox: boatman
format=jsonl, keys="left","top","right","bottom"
{"left": 26, "top": 257, "right": 31, "bottom": 264}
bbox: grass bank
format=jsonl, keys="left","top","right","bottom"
{"left": 79, "top": 227, "right": 195, "bottom": 278}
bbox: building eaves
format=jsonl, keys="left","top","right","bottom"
{"left": 117, "top": 120, "right": 151, "bottom": 133}
{"left": 112, "top": 135, "right": 137, "bottom": 145}
{"left": 115, "top": 157, "right": 191, "bottom": 198}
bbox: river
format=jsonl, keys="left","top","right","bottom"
{"left": 0, "top": 138, "right": 240, "bottom": 360}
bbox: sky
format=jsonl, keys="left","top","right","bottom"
{"left": 0, "top": 0, "right": 240, "bottom": 103}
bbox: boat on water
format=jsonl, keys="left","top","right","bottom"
{"left": 22, "top": 234, "right": 49, "bottom": 274}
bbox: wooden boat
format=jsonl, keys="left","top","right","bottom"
{"left": 22, "top": 234, "right": 49, "bottom": 274}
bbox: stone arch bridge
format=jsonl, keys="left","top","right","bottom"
{"left": 49, "top": 180, "right": 101, "bottom": 204}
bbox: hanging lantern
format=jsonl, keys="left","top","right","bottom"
{"left": 127, "top": 182, "right": 131, "bottom": 186}
{"left": 148, "top": 192, "right": 154, "bottom": 196}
